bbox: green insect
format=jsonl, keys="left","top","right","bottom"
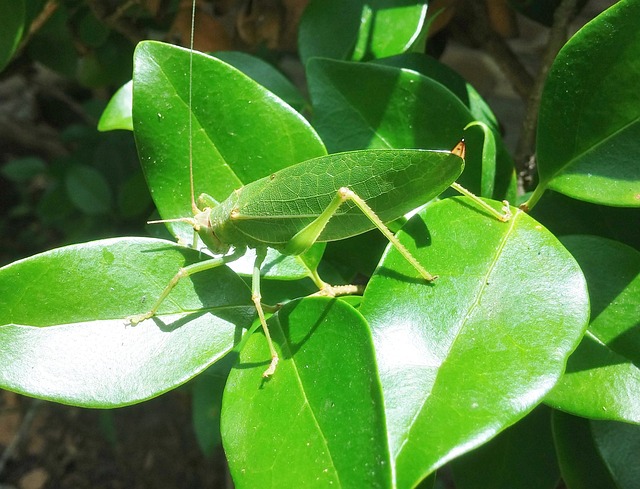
{"left": 128, "top": 25, "right": 511, "bottom": 378}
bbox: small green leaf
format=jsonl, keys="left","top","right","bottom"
{"left": 1, "top": 157, "right": 46, "bottom": 183}
{"left": 299, "top": 0, "right": 428, "bottom": 63}
{"left": 65, "top": 164, "right": 112, "bottom": 215}
{"left": 0, "top": 238, "right": 254, "bottom": 407}
{"left": 221, "top": 298, "right": 391, "bottom": 488}
{"left": 0, "top": 0, "right": 24, "bottom": 72}
{"left": 98, "top": 80, "right": 133, "bottom": 132}
{"left": 361, "top": 197, "right": 589, "bottom": 487}
{"left": 535, "top": 0, "right": 640, "bottom": 207}
{"left": 545, "top": 235, "right": 640, "bottom": 423}
{"left": 451, "top": 407, "right": 560, "bottom": 489}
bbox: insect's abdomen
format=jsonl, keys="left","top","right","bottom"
{"left": 212, "top": 149, "right": 463, "bottom": 250}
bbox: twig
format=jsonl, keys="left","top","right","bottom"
{"left": 515, "top": 0, "right": 579, "bottom": 189}
{"left": 15, "top": 0, "right": 60, "bottom": 56}
{"left": 85, "top": 0, "right": 145, "bottom": 44}
{"left": 0, "top": 399, "right": 44, "bottom": 478}
{"left": 458, "top": 0, "right": 534, "bottom": 101}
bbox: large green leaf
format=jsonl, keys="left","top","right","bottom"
{"left": 450, "top": 406, "right": 560, "bottom": 489}
{"left": 0, "top": 238, "right": 254, "bottom": 407}
{"left": 221, "top": 298, "right": 391, "bottom": 488}
{"left": 132, "top": 41, "right": 326, "bottom": 239}
{"left": 307, "top": 58, "right": 513, "bottom": 198}
{"left": 299, "top": 0, "right": 428, "bottom": 64}
{"left": 360, "top": 197, "right": 589, "bottom": 488}
{"left": 132, "top": 41, "right": 327, "bottom": 279}
{"left": 534, "top": 0, "right": 640, "bottom": 207}
{"left": 0, "top": 0, "right": 24, "bottom": 71}
{"left": 545, "top": 235, "right": 640, "bottom": 423}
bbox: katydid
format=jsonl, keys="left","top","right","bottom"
{"left": 128, "top": 9, "right": 511, "bottom": 378}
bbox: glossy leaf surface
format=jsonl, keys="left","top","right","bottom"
{"left": 545, "top": 236, "right": 640, "bottom": 423}
{"left": 536, "top": 0, "right": 640, "bottom": 207}
{"left": 299, "top": 0, "right": 428, "bottom": 63}
{"left": 360, "top": 197, "right": 589, "bottom": 487}
{"left": 132, "top": 41, "right": 325, "bottom": 241}
{"left": 0, "top": 238, "right": 254, "bottom": 407}
{"left": 221, "top": 298, "right": 391, "bottom": 488}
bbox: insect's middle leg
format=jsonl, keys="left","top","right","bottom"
{"left": 252, "top": 247, "right": 279, "bottom": 378}
{"left": 284, "top": 187, "right": 437, "bottom": 283}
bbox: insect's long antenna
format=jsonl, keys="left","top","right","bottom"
{"left": 188, "top": 0, "right": 199, "bottom": 215}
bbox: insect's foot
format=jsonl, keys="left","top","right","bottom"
{"left": 500, "top": 200, "right": 512, "bottom": 222}
{"left": 262, "top": 355, "right": 279, "bottom": 378}
{"left": 126, "top": 312, "right": 152, "bottom": 326}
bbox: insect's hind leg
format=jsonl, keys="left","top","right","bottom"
{"left": 285, "top": 187, "right": 437, "bottom": 283}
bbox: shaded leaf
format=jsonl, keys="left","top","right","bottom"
{"left": 0, "top": 0, "right": 24, "bottom": 71}
{"left": 299, "top": 0, "right": 428, "bottom": 64}
{"left": 451, "top": 406, "right": 560, "bottom": 489}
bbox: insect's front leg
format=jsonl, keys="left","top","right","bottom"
{"left": 127, "top": 247, "right": 246, "bottom": 325}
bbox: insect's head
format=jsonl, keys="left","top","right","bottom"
{"left": 192, "top": 205, "right": 230, "bottom": 255}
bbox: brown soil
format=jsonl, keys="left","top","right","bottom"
{"left": 0, "top": 390, "right": 228, "bottom": 489}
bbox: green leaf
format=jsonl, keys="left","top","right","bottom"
{"left": 535, "top": 0, "right": 640, "bottom": 207}
{"left": 132, "top": 41, "right": 326, "bottom": 278}
{"left": 192, "top": 356, "right": 235, "bottom": 455}
{"left": 0, "top": 238, "right": 254, "bottom": 407}
{"left": 529, "top": 190, "right": 640, "bottom": 250}
{"left": 0, "top": 157, "right": 46, "bottom": 183}
{"left": 214, "top": 51, "right": 307, "bottom": 112}
{"left": 98, "top": 80, "right": 133, "bottom": 132}
{"left": 545, "top": 236, "right": 640, "bottom": 423}
{"left": 450, "top": 406, "right": 560, "bottom": 489}
{"left": 0, "top": 0, "right": 24, "bottom": 72}
{"left": 372, "top": 53, "right": 500, "bottom": 133}
{"left": 221, "top": 298, "right": 391, "bottom": 488}
{"left": 591, "top": 419, "right": 640, "bottom": 488}
{"left": 307, "top": 58, "right": 512, "bottom": 198}
{"left": 553, "top": 411, "right": 617, "bottom": 489}
{"left": 65, "top": 164, "right": 112, "bottom": 215}
{"left": 360, "top": 197, "right": 589, "bottom": 487}
{"left": 26, "top": 4, "right": 76, "bottom": 77}
{"left": 299, "top": 0, "right": 428, "bottom": 64}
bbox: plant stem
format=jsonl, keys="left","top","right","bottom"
{"left": 514, "top": 0, "right": 579, "bottom": 189}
